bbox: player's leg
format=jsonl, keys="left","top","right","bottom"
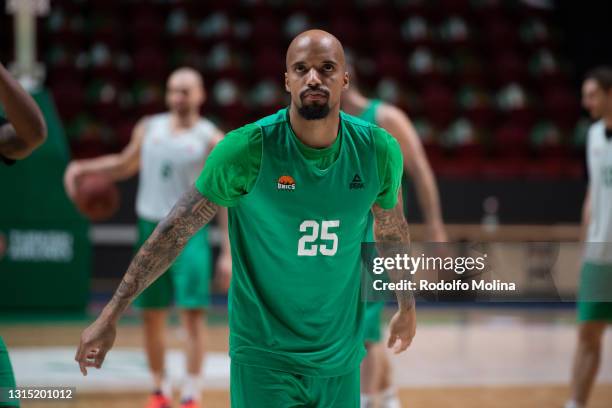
{"left": 178, "top": 309, "right": 206, "bottom": 406}
{"left": 360, "top": 343, "right": 382, "bottom": 407}
{"left": 361, "top": 302, "right": 384, "bottom": 408}
{"left": 172, "top": 226, "right": 211, "bottom": 406}
{"left": 567, "top": 321, "right": 606, "bottom": 407}
{"left": 376, "top": 350, "right": 401, "bottom": 408}
{"left": 134, "top": 218, "right": 174, "bottom": 408}
{"left": 566, "top": 261, "right": 612, "bottom": 408}
{"left": 0, "top": 337, "right": 19, "bottom": 407}
{"left": 312, "top": 366, "right": 360, "bottom": 408}
{"left": 142, "top": 309, "right": 171, "bottom": 402}
{"left": 230, "top": 361, "right": 308, "bottom": 408}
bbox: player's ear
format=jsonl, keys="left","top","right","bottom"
{"left": 284, "top": 72, "right": 290, "bottom": 93}
{"left": 343, "top": 71, "right": 349, "bottom": 91}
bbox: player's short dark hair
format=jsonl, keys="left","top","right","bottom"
{"left": 585, "top": 66, "right": 612, "bottom": 91}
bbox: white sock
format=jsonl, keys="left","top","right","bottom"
{"left": 360, "top": 393, "right": 376, "bottom": 408}
{"left": 564, "top": 401, "right": 584, "bottom": 408}
{"left": 181, "top": 374, "right": 201, "bottom": 402}
{"left": 380, "top": 386, "right": 401, "bottom": 408}
{"left": 158, "top": 378, "right": 172, "bottom": 398}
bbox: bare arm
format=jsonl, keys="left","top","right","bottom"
{"left": 64, "top": 118, "right": 146, "bottom": 198}
{"left": 0, "top": 63, "right": 47, "bottom": 159}
{"left": 207, "top": 129, "right": 233, "bottom": 290}
{"left": 372, "top": 193, "right": 414, "bottom": 311}
{"left": 206, "top": 129, "right": 231, "bottom": 256}
{"left": 372, "top": 191, "right": 416, "bottom": 353}
{"left": 75, "top": 186, "right": 220, "bottom": 374}
{"left": 581, "top": 185, "right": 591, "bottom": 241}
{"left": 378, "top": 105, "right": 447, "bottom": 242}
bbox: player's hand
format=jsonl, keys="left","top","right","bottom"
{"left": 64, "top": 161, "right": 83, "bottom": 200}
{"left": 215, "top": 250, "right": 232, "bottom": 292}
{"left": 75, "top": 318, "right": 117, "bottom": 376}
{"left": 387, "top": 306, "right": 416, "bottom": 354}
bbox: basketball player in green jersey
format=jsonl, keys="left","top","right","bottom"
{"left": 65, "top": 68, "right": 231, "bottom": 408}
{"left": 565, "top": 67, "right": 612, "bottom": 408}
{"left": 342, "top": 65, "right": 446, "bottom": 408}
{"left": 1, "top": 61, "right": 47, "bottom": 408}
{"left": 75, "top": 30, "right": 416, "bottom": 407}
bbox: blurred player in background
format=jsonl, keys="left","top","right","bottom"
{"left": 342, "top": 62, "right": 447, "bottom": 408}
{"left": 65, "top": 67, "right": 231, "bottom": 408}
{"left": 75, "top": 30, "right": 416, "bottom": 408}
{"left": 566, "top": 67, "right": 612, "bottom": 408}
{"left": 0, "top": 61, "right": 47, "bottom": 407}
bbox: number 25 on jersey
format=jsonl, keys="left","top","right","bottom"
{"left": 297, "top": 220, "right": 340, "bottom": 256}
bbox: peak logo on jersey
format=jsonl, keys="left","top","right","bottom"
{"left": 350, "top": 174, "right": 364, "bottom": 189}
{"left": 277, "top": 175, "right": 296, "bottom": 190}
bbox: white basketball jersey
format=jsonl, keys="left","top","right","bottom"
{"left": 135, "top": 113, "right": 218, "bottom": 221}
{"left": 584, "top": 120, "right": 612, "bottom": 264}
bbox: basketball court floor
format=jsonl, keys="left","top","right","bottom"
{"left": 2, "top": 307, "right": 611, "bottom": 407}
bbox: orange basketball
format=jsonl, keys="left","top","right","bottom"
{"left": 74, "top": 173, "right": 120, "bottom": 221}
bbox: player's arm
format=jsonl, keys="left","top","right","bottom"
{"left": 377, "top": 105, "right": 447, "bottom": 242}
{"left": 372, "top": 196, "right": 416, "bottom": 354}
{"left": 64, "top": 118, "right": 147, "bottom": 198}
{"left": 0, "top": 63, "right": 47, "bottom": 160}
{"left": 372, "top": 128, "right": 416, "bottom": 353}
{"left": 75, "top": 124, "right": 260, "bottom": 374}
{"left": 207, "top": 129, "right": 232, "bottom": 291}
{"left": 580, "top": 185, "right": 591, "bottom": 241}
{"left": 75, "top": 186, "right": 219, "bottom": 375}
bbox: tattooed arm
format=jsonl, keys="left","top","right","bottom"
{"left": 372, "top": 191, "right": 416, "bottom": 353}
{"left": 75, "top": 186, "right": 219, "bottom": 375}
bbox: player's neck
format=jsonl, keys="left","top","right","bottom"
{"left": 171, "top": 112, "right": 199, "bottom": 131}
{"left": 289, "top": 105, "right": 340, "bottom": 149}
{"left": 341, "top": 91, "right": 369, "bottom": 116}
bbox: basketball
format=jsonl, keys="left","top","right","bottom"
{"left": 74, "top": 173, "right": 120, "bottom": 221}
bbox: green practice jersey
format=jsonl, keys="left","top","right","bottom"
{"left": 196, "top": 108, "right": 402, "bottom": 376}
{"left": 357, "top": 99, "right": 384, "bottom": 243}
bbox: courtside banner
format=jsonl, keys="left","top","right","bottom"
{"left": 361, "top": 242, "right": 612, "bottom": 303}
{"left": 0, "top": 90, "right": 90, "bottom": 312}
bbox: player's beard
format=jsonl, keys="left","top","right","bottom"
{"left": 297, "top": 102, "right": 331, "bottom": 120}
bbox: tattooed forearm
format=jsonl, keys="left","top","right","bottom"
{"left": 372, "top": 192, "right": 414, "bottom": 311}
{"left": 102, "top": 186, "right": 219, "bottom": 322}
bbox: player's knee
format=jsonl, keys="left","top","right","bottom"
{"left": 578, "top": 324, "right": 604, "bottom": 351}
{"left": 182, "top": 309, "right": 205, "bottom": 336}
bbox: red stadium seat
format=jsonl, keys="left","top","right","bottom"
{"left": 493, "top": 52, "right": 528, "bottom": 85}
{"left": 422, "top": 84, "right": 456, "bottom": 128}
{"left": 541, "top": 87, "right": 580, "bottom": 130}
{"left": 51, "top": 81, "right": 85, "bottom": 122}
{"left": 493, "top": 123, "right": 530, "bottom": 158}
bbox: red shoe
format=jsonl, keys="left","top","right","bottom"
{"left": 145, "top": 392, "right": 171, "bottom": 408}
{"left": 180, "top": 399, "right": 200, "bottom": 408}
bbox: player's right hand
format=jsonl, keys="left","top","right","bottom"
{"left": 75, "top": 318, "right": 117, "bottom": 376}
{"left": 63, "top": 161, "right": 83, "bottom": 200}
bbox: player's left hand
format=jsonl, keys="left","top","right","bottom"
{"left": 387, "top": 306, "right": 416, "bottom": 354}
{"left": 215, "top": 250, "right": 232, "bottom": 292}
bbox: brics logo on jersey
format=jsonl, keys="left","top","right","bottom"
{"left": 277, "top": 175, "right": 296, "bottom": 191}
{"left": 350, "top": 174, "right": 364, "bottom": 189}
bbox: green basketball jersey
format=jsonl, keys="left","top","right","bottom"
{"left": 227, "top": 109, "right": 381, "bottom": 376}
{"left": 357, "top": 99, "right": 382, "bottom": 126}
{"left": 357, "top": 99, "right": 383, "bottom": 243}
